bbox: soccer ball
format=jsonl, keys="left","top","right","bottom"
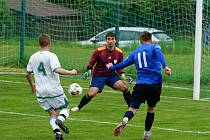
{"left": 68, "top": 83, "right": 83, "bottom": 96}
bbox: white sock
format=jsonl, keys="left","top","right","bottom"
{"left": 122, "top": 117, "right": 129, "bottom": 125}
{"left": 50, "top": 116, "right": 59, "bottom": 130}
{"left": 58, "top": 108, "right": 69, "bottom": 122}
{"left": 144, "top": 130, "right": 151, "bottom": 136}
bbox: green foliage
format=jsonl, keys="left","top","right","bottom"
{"left": 0, "top": 1, "right": 16, "bottom": 38}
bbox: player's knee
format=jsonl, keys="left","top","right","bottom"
{"left": 86, "top": 93, "right": 95, "bottom": 98}
{"left": 122, "top": 87, "right": 129, "bottom": 93}
{"left": 128, "top": 107, "right": 138, "bottom": 114}
{"left": 48, "top": 109, "right": 58, "bottom": 116}
{"left": 147, "top": 107, "right": 155, "bottom": 113}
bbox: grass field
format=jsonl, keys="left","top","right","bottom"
{"left": 0, "top": 73, "right": 210, "bottom": 140}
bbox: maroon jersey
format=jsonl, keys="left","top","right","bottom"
{"left": 87, "top": 45, "right": 125, "bottom": 76}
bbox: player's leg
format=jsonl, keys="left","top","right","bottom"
{"left": 56, "top": 108, "right": 70, "bottom": 134}
{"left": 143, "top": 84, "right": 161, "bottom": 140}
{"left": 143, "top": 106, "right": 155, "bottom": 140}
{"left": 110, "top": 75, "right": 131, "bottom": 106}
{"left": 37, "top": 98, "right": 63, "bottom": 139}
{"left": 114, "top": 84, "right": 143, "bottom": 136}
{"left": 71, "top": 87, "right": 99, "bottom": 111}
{"left": 114, "top": 107, "right": 138, "bottom": 136}
{"left": 50, "top": 95, "right": 70, "bottom": 134}
{"left": 48, "top": 109, "right": 63, "bottom": 140}
{"left": 71, "top": 76, "right": 105, "bottom": 111}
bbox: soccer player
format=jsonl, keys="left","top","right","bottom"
{"left": 25, "top": 33, "right": 77, "bottom": 140}
{"left": 71, "top": 32, "right": 131, "bottom": 112}
{"left": 106, "top": 31, "right": 172, "bottom": 140}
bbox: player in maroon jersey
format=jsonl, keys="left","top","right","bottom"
{"left": 71, "top": 32, "right": 131, "bottom": 112}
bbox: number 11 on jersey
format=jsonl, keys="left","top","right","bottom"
{"left": 137, "top": 52, "right": 148, "bottom": 69}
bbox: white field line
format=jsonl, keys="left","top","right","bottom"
{"left": 0, "top": 110, "right": 209, "bottom": 135}
{"left": 0, "top": 79, "right": 209, "bottom": 102}
{"left": 1, "top": 71, "right": 210, "bottom": 92}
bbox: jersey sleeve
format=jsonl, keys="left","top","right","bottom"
{"left": 116, "top": 52, "right": 125, "bottom": 75}
{"left": 50, "top": 54, "right": 61, "bottom": 72}
{"left": 154, "top": 45, "right": 167, "bottom": 68}
{"left": 87, "top": 49, "right": 98, "bottom": 70}
{"left": 26, "top": 56, "right": 33, "bottom": 73}
{"left": 110, "top": 52, "right": 134, "bottom": 72}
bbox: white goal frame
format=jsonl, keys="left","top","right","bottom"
{"left": 193, "top": 0, "right": 203, "bottom": 100}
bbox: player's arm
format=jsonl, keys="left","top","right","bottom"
{"left": 50, "top": 53, "right": 77, "bottom": 75}
{"left": 107, "top": 53, "right": 134, "bottom": 71}
{"left": 25, "top": 72, "right": 35, "bottom": 93}
{"left": 83, "top": 49, "right": 98, "bottom": 79}
{"left": 154, "top": 46, "right": 172, "bottom": 76}
{"left": 115, "top": 52, "right": 133, "bottom": 83}
{"left": 26, "top": 57, "right": 35, "bottom": 93}
{"left": 116, "top": 52, "right": 125, "bottom": 76}
{"left": 54, "top": 68, "right": 77, "bottom": 75}
{"left": 87, "top": 49, "right": 98, "bottom": 71}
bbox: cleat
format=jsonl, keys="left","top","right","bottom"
{"left": 113, "top": 122, "right": 126, "bottom": 136}
{"left": 55, "top": 133, "right": 63, "bottom": 140}
{"left": 142, "top": 131, "right": 151, "bottom": 140}
{"left": 70, "top": 106, "right": 79, "bottom": 112}
{"left": 55, "top": 119, "right": 69, "bottom": 134}
{"left": 143, "top": 137, "right": 149, "bottom": 140}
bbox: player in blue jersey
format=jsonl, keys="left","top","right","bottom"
{"left": 106, "top": 31, "right": 172, "bottom": 140}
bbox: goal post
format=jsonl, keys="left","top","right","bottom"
{"left": 193, "top": 0, "right": 203, "bottom": 100}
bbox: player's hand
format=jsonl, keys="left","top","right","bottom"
{"left": 164, "top": 66, "right": 172, "bottom": 76}
{"left": 125, "top": 76, "right": 133, "bottom": 84}
{"left": 106, "top": 63, "right": 113, "bottom": 69}
{"left": 71, "top": 69, "right": 77, "bottom": 75}
{"left": 83, "top": 69, "right": 91, "bottom": 79}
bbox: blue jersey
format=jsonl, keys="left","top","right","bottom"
{"left": 109, "top": 44, "right": 167, "bottom": 84}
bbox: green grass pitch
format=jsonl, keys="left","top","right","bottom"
{"left": 0, "top": 74, "right": 210, "bottom": 140}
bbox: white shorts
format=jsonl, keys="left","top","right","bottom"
{"left": 37, "top": 94, "right": 69, "bottom": 112}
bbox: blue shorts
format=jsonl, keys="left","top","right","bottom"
{"left": 90, "top": 74, "right": 121, "bottom": 93}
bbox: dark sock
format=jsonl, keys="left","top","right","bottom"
{"left": 78, "top": 94, "right": 93, "bottom": 109}
{"left": 60, "top": 114, "right": 66, "bottom": 119}
{"left": 123, "top": 111, "right": 134, "bottom": 121}
{"left": 145, "top": 112, "right": 154, "bottom": 131}
{"left": 123, "top": 90, "right": 131, "bottom": 106}
{"left": 53, "top": 128, "right": 61, "bottom": 134}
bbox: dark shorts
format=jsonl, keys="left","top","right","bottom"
{"left": 90, "top": 74, "right": 121, "bottom": 93}
{"left": 130, "top": 84, "right": 162, "bottom": 108}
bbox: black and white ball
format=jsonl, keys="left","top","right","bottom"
{"left": 68, "top": 83, "right": 83, "bottom": 96}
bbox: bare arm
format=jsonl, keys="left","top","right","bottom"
{"left": 54, "top": 68, "right": 77, "bottom": 75}
{"left": 25, "top": 72, "right": 35, "bottom": 93}
{"left": 164, "top": 66, "right": 172, "bottom": 76}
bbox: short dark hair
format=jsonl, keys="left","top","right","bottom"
{"left": 106, "top": 32, "right": 116, "bottom": 40}
{"left": 39, "top": 33, "right": 50, "bottom": 47}
{"left": 140, "top": 31, "right": 152, "bottom": 42}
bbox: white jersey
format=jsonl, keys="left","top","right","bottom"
{"left": 26, "top": 50, "right": 64, "bottom": 98}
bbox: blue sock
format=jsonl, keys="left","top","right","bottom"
{"left": 145, "top": 112, "right": 154, "bottom": 131}
{"left": 123, "top": 111, "right": 134, "bottom": 121}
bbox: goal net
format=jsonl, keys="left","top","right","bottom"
{"left": 0, "top": 0, "right": 209, "bottom": 97}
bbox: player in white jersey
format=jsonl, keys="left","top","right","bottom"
{"left": 25, "top": 33, "right": 77, "bottom": 140}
